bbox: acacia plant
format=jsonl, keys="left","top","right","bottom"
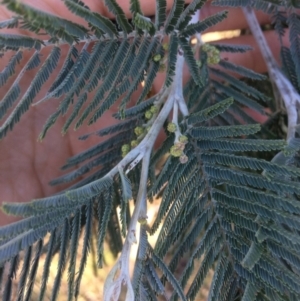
{"left": 0, "top": 0, "right": 300, "bottom": 300}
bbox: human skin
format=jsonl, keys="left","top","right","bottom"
{"left": 0, "top": 0, "right": 289, "bottom": 225}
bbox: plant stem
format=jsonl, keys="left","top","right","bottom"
{"left": 243, "top": 6, "right": 300, "bottom": 142}
{"left": 103, "top": 52, "right": 186, "bottom": 300}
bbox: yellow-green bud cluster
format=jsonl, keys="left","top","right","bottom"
{"left": 170, "top": 145, "right": 183, "bottom": 157}
{"left": 145, "top": 110, "right": 153, "bottom": 120}
{"left": 170, "top": 136, "right": 189, "bottom": 163}
{"left": 153, "top": 54, "right": 162, "bottom": 62}
{"left": 170, "top": 142, "right": 185, "bottom": 157}
{"left": 202, "top": 44, "right": 220, "bottom": 65}
{"left": 131, "top": 140, "right": 139, "bottom": 148}
{"left": 167, "top": 122, "right": 177, "bottom": 133}
{"left": 134, "top": 126, "right": 144, "bottom": 136}
{"left": 162, "top": 42, "right": 169, "bottom": 51}
{"left": 121, "top": 144, "right": 130, "bottom": 157}
{"left": 178, "top": 135, "right": 188, "bottom": 144}
{"left": 150, "top": 105, "right": 158, "bottom": 114}
{"left": 179, "top": 154, "right": 188, "bottom": 164}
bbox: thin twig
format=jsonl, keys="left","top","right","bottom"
{"left": 103, "top": 53, "right": 186, "bottom": 300}
{"left": 243, "top": 6, "right": 300, "bottom": 141}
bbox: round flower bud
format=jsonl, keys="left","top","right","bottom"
{"left": 162, "top": 42, "right": 169, "bottom": 51}
{"left": 174, "top": 141, "right": 185, "bottom": 151}
{"left": 153, "top": 54, "right": 162, "bottom": 62}
{"left": 206, "top": 46, "right": 220, "bottom": 65}
{"left": 170, "top": 145, "right": 183, "bottom": 157}
{"left": 180, "top": 154, "right": 188, "bottom": 164}
{"left": 121, "top": 144, "right": 130, "bottom": 153}
{"left": 201, "top": 43, "right": 211, "bottom": 52}
{"left": 134, "top": 126, "right": 144, "bottom": 136}
{"left": 167, "top": 122, "right": 177, "bottom": 133}
{"left": 131, "top": 140, "right": 138, "bottom": 148}
{"left": 150, "top": 105, "right": 158, "bottom": 114}
{"left": 178, "top": 135, "right": 188, "bottom": 144}
{"left": 145, "top": 110, "right": 153, "bottom": 120}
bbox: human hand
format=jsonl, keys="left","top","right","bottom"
{"left": 0, "top": 0, "right": 288, "bottom": 225}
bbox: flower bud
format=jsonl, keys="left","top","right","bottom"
{"left": 121, "top": 144, "right": 130, "bottom": 153}
{"left": 174, "top": 141, "right": 185, "bottom": 151}
{"left": 201, "top": 43, "right": 212, "bottom": 52}
{"left": 180, "top": 154, "right": 188, "bottom": 164}
{"left": 162, "top": 42, "right": 169, "bottom": 51}
{"left": 145, "top": 110, "right": 153, "bottom": 120}
{"left": 131, "top": 140, "right": 138, "bottom": 148}
{"left": 153, "top": 54, "right": 162, "bottom": 62}
{"left": 134, "top": 126, "right": 144, "bottom": 136}
{"left": 178, "top": 135, "right": 188, "bottom": 144}
{"left": 167, "top": 122, "right": 177, "bottom": 133}
{"left": 150, "top": 105, "right": 158, "bottom": 114}
{"left": 206, "top": 46, "right": 220, "bottom": 65}
{"left": 170, "top": 145, "right": 183, "bottom": 157}
{"left": 121, "top": 144, "right": 130, "bottom": 157}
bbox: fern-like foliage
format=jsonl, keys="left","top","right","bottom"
{"left": 0, "top": 0, "right": 300, "bottom": 300}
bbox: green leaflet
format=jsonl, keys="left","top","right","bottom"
{"left": 155, "top": 0, "right": 167, "bottom": 29}
{"left": 242, "top": 242, "right": 263, "bottom": 270}
{"left": 165, "top": 33, "right": 179, "bottom": 87}
{"left": 0, "top": 33, "right": 44, "bottom": 50}
{"left": 51, "top": 219, "right": 69, "bottom": 301}
{"left": 164, "top": 0, "right": 185, "bottom": 34}
{"left": 176, "top": 0, "right": 207, "bottom": 30}
{"left": 179, "top": 36, "right": 202, "bottom": 85}
{"left": 0, "top": 47, "right": 60, "bottom": 138}
{"left": 151, "top": 248, "right": 187, "bottom": 301}
{"left": 67, "top": 210, "right": 81, "bottom": 301}
{"left": 74, "top": 201, "right": 93, "bottom": 299}
{"left": 218, "top": 59, "right": 267, "bottom": 80}
{"left": 190, "top": 124, "right": 261, "bottom": 139}
{"left": 104, "top": 0, "right": 132, "bottom": 34}
{"left": 0, "top": 51, "right": 22, "bottom": 87}
{"left": 97, "top": 189, "right": 113, "bottom": 268}
{"left": 181, "top": 11, "right": 228, "bottom": 37}
{"left": 64, "top": 0, "right": 118, "bottom": 37}
{"left": 130, "top": 0, "right": 142, "bottom": 15}
{"left": 241, "top": 281, "right": 258, "bottom": 301}
{"left": 187, "top": 97, "right": 234, "bottom": 124}
{"left": 134, "top": 13, "right": 156, "bottom": 35}
{"left": 3, "top": 0, "right": 88, "bottom": 43}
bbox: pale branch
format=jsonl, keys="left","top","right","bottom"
{"left": 191, "top": 10, "right": 202, "bottom": 46}
{"left": 103, "top": 52, "right": 186, "bottom": 300}
{"left": 243, "top": 6, "right": 300, "bottom": 142}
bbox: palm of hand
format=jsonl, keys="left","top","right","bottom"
{"left": 0, "top": 0, "right": 285, "bottom": 225}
